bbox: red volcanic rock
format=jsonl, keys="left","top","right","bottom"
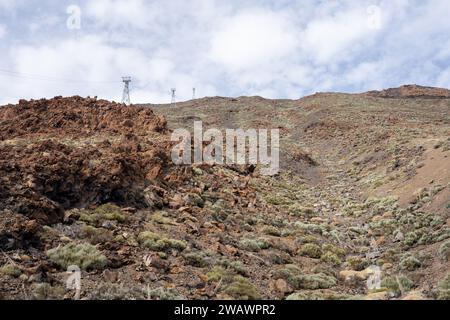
{"left": 363, "top": 84, "right": 450, "bottom": 99}
{"left": 0, "top": 97, "right": 181, "bottom": 240}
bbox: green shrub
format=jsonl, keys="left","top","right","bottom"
{"left": 321, "top": 252, "right": 342, "bottom": 266}
{"left": 399, "top": 255, "right": 421, "bottom": 271}
{"left": 206, "top": 266, "right": 235, "bottom": 283}
{"left": 381, "top": 276, "right": 414, "bottom": 296}
{"left": 438, "top": 274, "right": 450, "bottom": 300}
{"left": 220, "top": 260, "right": 248, "bottom": 277}
{"left": 88, "top": 283, "right": 146, "bottom": 300}
{"left": 150, "top": 211, "right": 173, "bottom": 225}
{"left": 294, "top": 222, "right": 325, "bottom": 234}
{"left": 183, "top": 251, "right": 211, "bottom": 267}
{"left": 346, "top": 256, "right": 369, "bottom": 271}
{"left": 184, "top": 193, "right": 205, "bottom": 207}
{"left": 262, "top": 226, "right": 282, "bottom": 237}
{"left": 289, "top": 205, "right": 316, "bottom": 218}
{"left": 32, "top": 283, "right": 66, "bottom": 300}
{"left": 79, "top": 203, "right": 125, "bottom": 225}
{"left": 147, "top": 287, "right": 185, "bottom": 300}
{"left": 404, "top": 231, "right": 420, "bottom": 247}
{"left": 224, "top": 276, "right": 261, "bottom": 300}
{"left": 46, "top": 242, "right": 107, "bottom": 270}
{"left": 80, "top": 225, "right": 113, "bottom": 244}
{"left": 287, "top": 292, "right": 353, "bottom": 300}
{"left": 273, "top": 265, "right": 336, "bottom": 290}
{"left": 322, "top": 244, "right": 347, "bottom": 257}
{"left": 0, "top": 264, "right": 22, "bottom": 278}
{"left": 137, "top": 232, "right": 187, "bottom": 252}
{"left": 239, "top": 238, "right": 271, "bottom": 252}
{"left": 438, "top": 241, "right": 450, "bottom": 262}
{"left": 299, "top": 244, "right": 323, "bottom": 259}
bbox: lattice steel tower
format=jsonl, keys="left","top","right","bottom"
{"left": 192, "top": 87, "right": 196, "bottom": 100}
{"left": 171, "top": 88, "right": 176, "bottom": 106}
{"left": 122, "top": 77, "right": 132, "bottom": 105}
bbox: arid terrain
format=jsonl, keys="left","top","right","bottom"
{"left": 0, "top": 85, "right": 449, "bottom": 300}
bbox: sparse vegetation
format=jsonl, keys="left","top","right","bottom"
{"left": 0, "top": 264, "right": 22, "bottom": 278}
{"left": 273, "top": 265, "right": 337, "bottom": 290}
{"left": 224, "top": 276, "right": 261, "bottom": 300}
{"left": 88, "top": 283, "right": 146, "bottom": 300}
{"left": 183, "top": 251, "right": 211, "bottom": 267}
{"left": 299, "top": 243, "right": 323, "bottom": 259}
{"left": 32, "top": 283, "right": 66, "bottom": 300}
{"left": 438, "top": 274, "right": 450, "bottom": 300}
{"left": 438, "top": 241, "right": 450, "bottom": 262}
{"left": 399, "top": 255, "right": 422, "bottom": 271}
{"left": 321, "top": 252, "right": 342, "bottom": 266}
{"left": 239, "top": 238, "right": 271, "bottom": 252}
{"left": 138, "top": 231, "right": 187, "bottom": 252}
{"left": 381, "top": 276, "right": 414, "bottom": 296}
{"left": 46, "top": 242, "right": 108, "bottom": 270}
{"left": 147, "top": 287, "right": 185, "bottom": 300}
{"left": 1, "top": 89, "right": 450, "bottom": 300}
{"left": 79, "top": 203, "right": 126, "bottom": 226}
{"left": 346, "top": 256, "right": 369, "bottom": 271}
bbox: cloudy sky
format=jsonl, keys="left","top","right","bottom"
{"left": 1, "top": 0, "right": 450, "bottom": 104}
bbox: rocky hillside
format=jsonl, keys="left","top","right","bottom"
{"left": 1, "top": 87, "right": 449, "bottom": 300}
{"left": 363, "top": 84, "right": 450, "bottom": 99}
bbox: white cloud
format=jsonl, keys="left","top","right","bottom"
{"left": 436, "top": 67, "right": 450, "bottom": 88}
{"left": 301, "top": 7, "right": 378, "bottom": 65}
{"left": 0, "top": 0, "right": 18, "bottom": 9}
{"left": 0, "top": 24, "right": 6, "bottom": 38}
{"left": 3, "top": 35, "right": 217, "bottom": 104}
{"left": 86, "top": 0, "right": 157, "bottom": 29}
{"left": 1, "top": 0, "right": 450, "bottom": 105}
{"left": 209, "top": 9, "right": 298, "bottom": 71}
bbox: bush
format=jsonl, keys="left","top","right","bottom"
{"left": 0, "top": 264, "right": 22, "bottom": 278}
{"left": 438, "top": 274, "right": 450, "bottom": 300}
{"left": 299, "top": 244, "right": 322, "bottom": 259}
{"left": 286, "top": 292, "right": 352, "bottom": 300}
{"left": 183, "top": 251, "right": 211, "bottom": 267}
{"left": 80, "top": 225, "right": 113, "bottom": 244}
{"left": 87, "top": 283, "right": 146, "bottom": 300}
{"left": 273, "top": 265, "right": 337, "bottom": 290}
{"left": 294, "top": 222, "right": 325, "bottom": 234}
{"left": 32, "top": 283, "right": 66, "bottom": 300}
{"left": 438, "top": 241, "right": 450, "bottom": 262}
{"left": 399, "top": 255, "right": 421, "bottom": 271}
{"left": 147, "top": 287, "right": 185, "bottom": 300}
{"left": 149, "top": 211, "right": 173, "bottom": 225}
{"left": 321, "top": 252, "right": 342, "bottom": 266}
{"left": 346, "top": 256, "right": 369, "bottom": 271}
{"left": 381, "top": 276, "right": 414, "bottom": 296}
{"left": 224, "top": 276, "right": 261, "bottom": 300}
{"left": 262, "top": 226, "right": 282, "bottom": 237}
{"left": 206, "top": 266, "right": 236, "bottom": 283}
{"left": 219, "top": 259, "right": 248, "bottom": 276}
{"left": 289, "top": 205, "right": 316, "bottom": 218}
{"left": 239, "top": 238, "right": 271, "bottom": 252}
{"left": 404, "top": 231, "right": 420, "bottom": 247}
{"left": 138, "top": 232, "right": 187, "bottom": 252}
{"left": 46, "top": 242, "right": 108, "bottom": 270}
{"left": 79, "top": 203, "right": 125, "bottom": 225}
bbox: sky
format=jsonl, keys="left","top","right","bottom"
{"left": 0, "top": 0, "right": 450, "bottom": 104}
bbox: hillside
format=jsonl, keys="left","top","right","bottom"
{"left": 1, "top": 87, "right": 449, "bottom": 300}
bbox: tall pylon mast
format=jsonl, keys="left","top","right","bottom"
{"left": 122, "top": 77, "right": 131, "bottom": 105}
{"left": 171, "top": 88, "right": 176, "bottom": 106}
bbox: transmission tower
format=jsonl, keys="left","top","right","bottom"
{"left": 192, "top": 87, "right": 196, "bottom": 100}
{"left": 171, "top": 88, "right": 176, "bottom": 106}
{"left": 122, "top": 77, "right": 132, "bottom": 105}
